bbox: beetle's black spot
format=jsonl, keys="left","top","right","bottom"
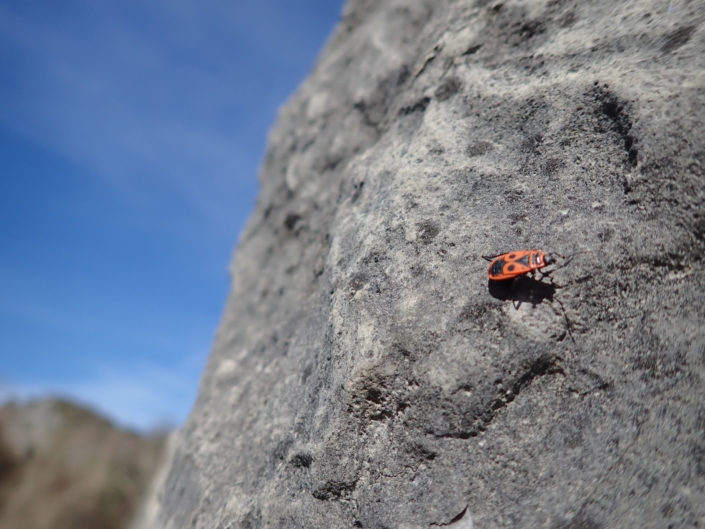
{"left": 507, "top": 264, "right": 516, "bottom": 271}
{"left": 509, "top": 253, "right": 516, "bottom": 259}
{"left": 491, "top": 260, "right": 505, "bottom": 276}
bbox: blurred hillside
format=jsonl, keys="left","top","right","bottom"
{"left": 0, "top": 399, "right": 167, "bottom": 529}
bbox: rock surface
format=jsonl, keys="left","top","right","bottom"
{"left": 154, "top": 0, "right": 705, "bottom": 527}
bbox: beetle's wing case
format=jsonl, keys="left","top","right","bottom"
{"left": 487, "top": 251, "right": 533, "bottom": 279}
{"left": 488, "top": 257, "right": 507, "bottom": 278}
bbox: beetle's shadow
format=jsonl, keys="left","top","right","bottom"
{"left": 487, "top": 276, "right": 557, "bottom": 308}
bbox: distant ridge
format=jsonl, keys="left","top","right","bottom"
{"left": 0, "top": 398, "right": 166, "bottom": 529}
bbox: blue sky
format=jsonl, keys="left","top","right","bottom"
{"left": 0, "top": 0, "right": 343, "bottom": 431}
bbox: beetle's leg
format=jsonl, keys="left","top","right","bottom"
{"left": 546, "top": 252, "right": 583, "bottom": 273}
{"left": 537, "top": 269, "right": 555, "bottom": 283}
{"left": 547, "top": 274, "right": 567, "bottom": 289}
{"left": 538, "top": 268, "right": 567, "bottom": 288}
{"left": 510, "top": 277, "right": 522, "bottom": 309}
{"left": 482, "top": 253, "right": 505, "bottom": 262}
{"left": 553, "top": 297, "right": 575, "bottom": 344}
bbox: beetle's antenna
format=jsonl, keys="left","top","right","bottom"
{"left": 553, "top": 249, "right": 592, "bottom": 260}
{"left": 553, "top": 297, "right": 576, "bottom": 344}
{"left": 550, "top": 250, "right": 592, "bottom": 271}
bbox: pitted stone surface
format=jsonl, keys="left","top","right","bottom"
{"left": 149, "top": 1, "right": 705, "bottom": 528}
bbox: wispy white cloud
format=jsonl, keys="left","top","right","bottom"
{"left": 0, "top": 0, "right": 341, "bottom": 432}
{"left": 0, "top": 350, "right": 208, "bottom": 432}
{"left": 0, "top": 262, "right": 217, "bottom": 353}
{"left": 0, "top": 0, "right": 325, "bottom": 235}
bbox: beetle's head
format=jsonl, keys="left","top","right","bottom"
{"left": 544, "top": 253, "right": 557, "bottom": 266}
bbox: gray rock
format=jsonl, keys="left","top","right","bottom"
{"left": 131, "top": 432, "right": 180, "bottom": 529}
{"left": 154, "top": 0, "right": 705, "bottom": 527}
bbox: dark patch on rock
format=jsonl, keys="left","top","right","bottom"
{"left": 503, "top": 188, "right": 524, "bottom": 203}
{"left": 553, "top": 515, "right": 602, "bottom": 529}
{"left": 463, "top": 44, "right": 483, "bottom": 55}
{"left": 590, "top": 84, "right": 638, "bottom": 166}
{"left": 241, "top": 508, "right": 262, "bottom": 529}
{"left": 312, "top": 480, "right": 357, "bottom": 501}
{"left": 417, "top": 220, "right": 440, "bottom": 243}
{"left": 397, "top": 64, "right": 411, "bottom": 86}
{"left": 542, "top": 157, "right": 565, "bottom": 176}
{"left": 559, "top": 11, "right": 576, "bottom": 27}
{"left": 349, "top": 374, "right": 396, "bottom": 422}
{"left": 483, "top": 4, "right": 551, "bottom": 51}
{"left": 290, "top": 452, "right": 313, "bottom": 468}
{"left": 466, "top": 141, "right": 493, "bottom": 157}
{"left": 301, "top": 363, "right": 313, "bottom": 383}
{"left": 692, "top": 442, "right": 705, "bottom": 477}
{"left": 521, "top": 132, "right": 544, "bottom": 152}
{"left": 399, "top": 96, "right": 431, "bottom": 115}
{"left": 348, "top": 272, "right": 368, "bottom": 295}
{"left": 351, "top": 181, "right": 365, "bottom": 203}
{"left": 430, "top": 505, "right": 468, "bottom": 526}
{"left": 284, "top": 212, "right": 302, "bottom": 230}
{"left": 273, "top": 436, "right": 294, "bottom": 462}
{"left": 597, "top": 228, "right": 614, "bottom": 242}
{"left": 365, "top": 387, "right": 384, "bottom": 404}
{"left": 661, "top": 25, "right": 696, "bottom": 54}
{"left": 426, "top": 355, "right": 565, "bottom": 439}
{"left": 517, "top": 20, "right": 545, "bottom": 41}
{"left": 435, "top": 78, "right": 462, "bottom": 101}
{"left": 407, "top": 443, "right": 437, "bottom": 461}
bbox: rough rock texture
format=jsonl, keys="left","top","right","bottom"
{"left": 130, "top": 432, "right": 179, "bottom": 529}
{"left": 155, "top": 0, "right": 705, "bottom": 527}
